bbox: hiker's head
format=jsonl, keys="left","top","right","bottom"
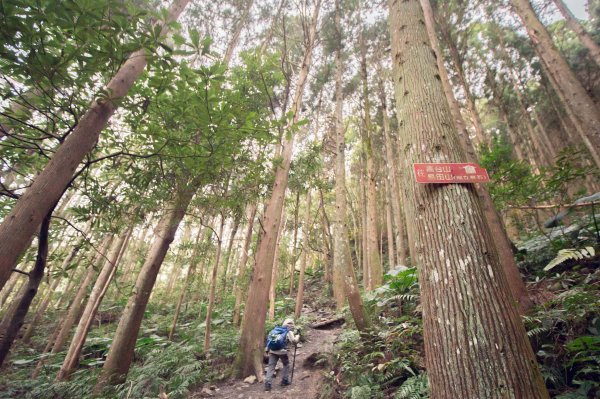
{"left": 283, "top": 318, "right": 295, "bottom": 329}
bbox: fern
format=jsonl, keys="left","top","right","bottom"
{"left": 544, "top": 247, "right": 595, "bottom": 271}
{"left": 394, "top": 373, "right": 428, "bottom": 399}
{"left": 527, "top": 326, "right": 549, "bottom": 338}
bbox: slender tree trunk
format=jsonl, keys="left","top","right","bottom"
{"left": 259, "top": 0, "right": 286, "bottom": 55}
{"left": 232, "top": 204, "right": 257, "bottom": 327}
{"left": 359, "top": 28, "right": 383, "bottom": 290}
{"left": 388, "top": 2, "right": 548, "bottom": 397}
{"left": 552, "top": 0, "right": 600, "bottom": 67}
{"left": 0, "top": 274, "right": 21, "bottom": 309}
{"left": 20, "top": 274, "right": 62, "bottom": 344}
{"left": 168, "top": 225, "right": 204, "bottom": 340}
{"left": 164, "top": 223, "right": 192, "bottom": 298}
{"left": 378, "top": 77, "right": 409, "bottom": 266}
{"left": 51, "top": 235, "right": 114, "bottom": 354}
{"left": 56, "top": 226, "right": 131, "bottom": 381}
{"left": 0, "top": 209, "right": 52, "bottom": 367}
{"left": 289, "top": 191, "right": 300, "bottom": 295}
{"left": 31, "top": 262, "right": 86, "bottom": 378}
{"left": 510, "top": 0, "right": 600, "bottom": 168}
{"left": 294, "top": 192, "right": 311, "bottom": 318}
{"left": 236, "top": 0, "right": 321, "bottom": 379}
{"left": 320, "top": 207, "right": 332, "bottom": 283}
{"left": 491, "top": 31, "right": 555, "bottom": 165}
{"left": 203, "top": 215, "right": 225, "bottom": 353}
{"left": 384, "top": 178, "right": 395, "bottom": 267}
{"left": 487, "top": 71, "right": 527, "bottom": 161}
{"left": 94, "top": 183, "right": 197, "bottom": 390}
{"left": 422, "top": 0, "right": 534, "bottom": 313}
{"left": 332, "top": 3, "right": 371, "bottom": 330}
{"left": 269, "top": 212, "right": 286, "bottom": 321}
{"left": 359, "top": 163, "right": 368, "bottom": 281}
{"left": 120, "top": 223, "right": 152, "bottom": 282}
{"left": 0, "top": 0, "right": 191, "bottom": 291}
{"left": 223, "top": 1, "right": 254, "bottom": 65}
{"left": 220, "top": 218, "right": 239, "bottom": 296}
{"left": 442, "top": 30, "right": 487, "bottom": 147}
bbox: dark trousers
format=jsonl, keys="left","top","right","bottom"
{"left": 265, "top": 352, "right": 290, "bottom": 384}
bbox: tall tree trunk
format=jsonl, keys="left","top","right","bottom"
{"left": 56, "top": 226, "right": 131, "bottom": 381}
{"left": 384, "top": 178, "right": 395, "bottom": 267}
{"left": 332, "top": 2, "right": 371, "bottom": 330}
{"left": 51, "top": 235, "right": 114, "bottom": 354}
{"left": 491, "top": 29, "right": 556, "bottom": 166}
{"left": 235, "top": 0, "right": 321, "bottom": 379}
{"left": 359, "top": 28, "right": 383, "bottom": 290}
{"left": 510, "top": 0, "right": 600, "bottom": 168}
{"left": 223, "top": 1, "right": 254, "bottom": 65}
{"left": 487, "top": 71, "right": 527, "bottom": 161}
{"left": 203, "top": 215, "right": 225, "bottom": 353}
{"left": 319, "top": 189, "right": 333, "bottom": 283}
{"left": 439, "top": 22, "right": 487, "bottom": 147}
{"left": 0, "top": 0, "right": 190, "bottom": 291}
{"left": 259, "top": 0, "right": 286, "bottom": 55}
{"left": 552, "top": 0, "right": 600, "bottom": 67}
{"left": 220, "top": 218, "right": 240, "bottom": 296}
{"left": 388, "top": 1, "right": 548, "bottom": 397}
{"left": 0, "top": 209, "right": 52, "bottom": 367}
{"left": 232, "top": 204, "right": 258, "bottom": 327}
{"left": 164, "top": 223, "right": 192, "bottom": 298}
{"left": 31, "top": 261, "right": 86, "bottom": 378}
{"left": 268, "top": 212, "right": 286, "bottom": 321}
{"left": 294, "top": 192, "right": 311, "bottom": 318}
{"left": 22, "top": 238, "right": 84, "bottom": 343}
{"left": 94, "top": 183, "right": 197, "bottom": 390}
{"left": 289, "top": 191, "right": 301, "bottom": 295}
{"left": 21, "top": 273, "right": 64, "bottom": 344}
{"left": 169, "top": 225, "right": 204, "bottom": 340}
{"left": 378, "top": 77, "right": 409, "bottom": 265}
{"left": 422, "top": 0, "right": 534, "bottom": 313}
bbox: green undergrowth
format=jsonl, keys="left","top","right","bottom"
{"left": 324, "top": 267, "right": 428, "bottom": 399}
{"left": 524, "top": 267, "right": 600, "bottom": 398}
{"left": 0, "top": 273, "right": 320, "bottom": 399}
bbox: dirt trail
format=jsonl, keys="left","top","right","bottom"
{"left": 190, "top": 308, "right": 341, "bottom": 399}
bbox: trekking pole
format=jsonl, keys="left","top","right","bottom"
{"left": 290, "top": 343, "right": 297, "bottom": 383}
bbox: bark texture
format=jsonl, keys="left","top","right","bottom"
{"left": 421, "top": 0, "right": 533, "bottom": 313}
{"left": 388, "top": 1, "right": 548, "bottom": 397}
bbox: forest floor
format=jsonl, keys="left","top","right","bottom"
{"left": 190, "top": 307, "right": 341, "bottom": 399}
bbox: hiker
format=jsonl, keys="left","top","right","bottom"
{"left": 264, "top": 318, "right": 300, "bottom": 391}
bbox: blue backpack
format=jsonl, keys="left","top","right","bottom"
{"left": 266, "top": 326, "right": 289, "bottom": 351}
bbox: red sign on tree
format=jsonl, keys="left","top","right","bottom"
{"left": 413, "top": 163, "right": 490, "bottom": 184}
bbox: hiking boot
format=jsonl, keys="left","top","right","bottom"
{"left": 281, "top": 379, "right": 290, "bottom": 386}
{"left": 265, "top": 383, "right": 272, "bottom": 391}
